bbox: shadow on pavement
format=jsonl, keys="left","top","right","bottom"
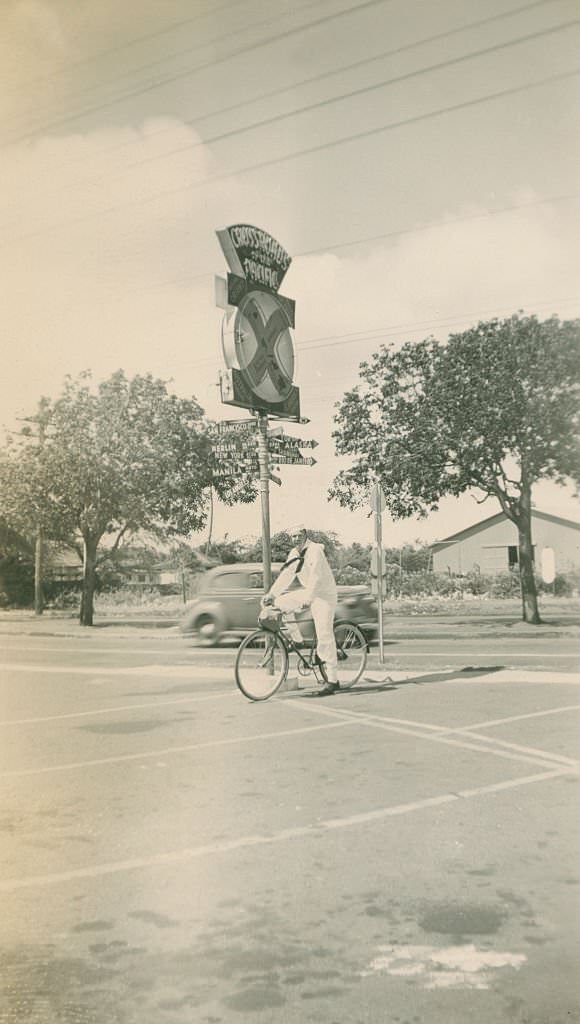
{"left": 297, "top": 665, "right": 504, "bottom": 698}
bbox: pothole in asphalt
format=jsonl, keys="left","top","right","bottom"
{"left": 418, "top": 900, "right": 507, "bottom": 936}
{"left": 78, "top": 720, "right": 164, "bottom": 734}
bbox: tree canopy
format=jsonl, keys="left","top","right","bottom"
{"left": 331, "top": 314, "right": 580, "bottom": 622}
{"left": 0, "top": 371, "right": 217, "bottom": 624}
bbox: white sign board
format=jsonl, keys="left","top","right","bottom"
{"left": 541, "top": 547, "right": 556, "bottom": 585}
{"left": 369, "top": 481, "right": 386, "bottom": 515}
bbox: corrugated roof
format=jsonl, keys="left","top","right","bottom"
{"left": 431, "top": 508, "right": 580, "bottom": 551}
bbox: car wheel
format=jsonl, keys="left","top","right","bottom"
{"left": 195, "top": 613, "right": 220, "bottom": 646}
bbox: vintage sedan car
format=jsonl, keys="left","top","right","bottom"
{"left": 180, "top": 562, "right": 377, "bottom": 645}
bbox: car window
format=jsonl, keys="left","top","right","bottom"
{"left": 248, "top": 572, "right": 263, "bottom": 589}
{"left": 211, "top": 572, "right": 248, "bottom": 591}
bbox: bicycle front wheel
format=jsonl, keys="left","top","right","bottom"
{"left": 235, "top": 629, "right": 289, "bottom": 701}
{"left": 334, "top": 621, "right": 367, "bottom": 688}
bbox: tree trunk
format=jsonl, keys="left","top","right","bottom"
{"left": 516, "top": 483, "right": 541, "bottom": 624}
{"left": 80, "top": 534, "right": 98, "bottom": 626}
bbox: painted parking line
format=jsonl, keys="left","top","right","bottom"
{"left": 446, "top": 703, "right": 580, "bottom": 732}
{"left": 0, "top": 663, "right": 230, "bottom": 678}
{"left": 0, "top": 720, "right": 352, "bottom": 778}
{"left": 0, "top": 767, "right": 566, "bottom": 892}
{"left": 283, "top": 701, "right": 579, "bottom": 773}
{"left": 451, "top": 730, "right": 578, "bottom": 768}
{"left": 0, "top": 690, "right": 237, "bottom": 726}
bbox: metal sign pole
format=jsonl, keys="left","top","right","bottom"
{"left": 256, "top": 413, "right": 272, "bottom": 594}
{"left": 374, "top": 488, "right": 385, "bottom": 665}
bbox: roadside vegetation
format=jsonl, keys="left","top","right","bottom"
{"left": 332, "top": 314, "right": 580, "bottom": 623}
{"left": 1, "top": 313, "right": 579, "bottom": 626}
{"left": 3, "top": 530, "right": 578, "bottom": 621}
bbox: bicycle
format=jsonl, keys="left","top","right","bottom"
{"left": 235, "top": 611, "right": 368, "bottom": 701}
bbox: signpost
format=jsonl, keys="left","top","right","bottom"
{"left": 214, "top": 224, "right": 315, "bottom": 599}
{"left": 370, "top": 481, "right": 386, "bottom": 664}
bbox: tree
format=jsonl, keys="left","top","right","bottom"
{"left": 0, "top": 400, "right": 78, "bottom": 614}
{"left": 248, "top": 529, "right": 342, "bottom": 567}
{"left": 331, "top": 314, "right": 580, "bottom": 623}
{"left": 1, "top": 371, "right": 216, "bottom": 625}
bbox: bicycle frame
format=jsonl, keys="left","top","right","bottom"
{"left": 276, "top": 621, "right": 327, "bottom": 682}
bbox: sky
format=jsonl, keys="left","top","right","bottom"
{"left": 1, "top": 0, "right": 579, "bottom": 547}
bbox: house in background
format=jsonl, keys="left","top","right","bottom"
{"left": 431, "top": 509, "right": 580, "bottom": 576}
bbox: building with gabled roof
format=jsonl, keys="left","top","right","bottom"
{"left": 431, "top": 509, "right": 580, "bottom": 576}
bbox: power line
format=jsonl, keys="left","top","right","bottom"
{"left": 1, "top": 65, "right": 576, "bottom": 250}
{"left": 12, "top": 190, "right": 579, "bottom": 318}
{"left": 190, "top": 66, "right": 580, "bottom": 189}
{"left": 2, "top": 0, "right": 330, "bottom": 136}
{"left": 124, "top": 18, "right": 578, "bottom": 164}
{"left": 298, "top": 296, "right": 580, "bottom": 356}
{"left": 187, "top": 295, "right": 580, "bottom": 374}
{"left": 13, "top": 189, "right": 580, "bottom": 319}
{"left": 171, "top": 0, "right": 563, "bottom": 136}
{"left": 1, "top": 0, "right": 556, "bottom": 206}
{"left": 0, "top": 0, "right": 395, "bottom": 147}
{"left": 3, "top": 0, "right": 246, "bottom": 96}
{"left": 294, "top": 191, "right": 580, "bottom": 259}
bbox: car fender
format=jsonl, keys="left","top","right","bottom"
{"left": 180, "top": 600, "right": 227, "bottom": 635}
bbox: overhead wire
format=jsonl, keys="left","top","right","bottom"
{"left": 3, "top": 0, "right": 247, "bottom": 96}
{"left": 2, "top": 0, "right": 334, "bottom": 135}
{"left": 185, "top": 295, "right": 580, "bottom": 376}
{"left": 1, "top": 65, "right": 577, "bottom": 251}
{"left": 188, "top": 66, "right": 580, "bottom": 189}
{"left": 298, "top": 296, "right": 580, "bottom": 356}
{"left": 0, "top": 0, "right": 396, "bottom": 147}
{"left": 2, "top": 0, "right": 558, "bottom": 194}
{"left": 162, "top": 0, "right": 565, "bottom": 138}
{"left": 124, "top": 17, "right": 579, "bottom": 164}
{"left": 19, "top": 190, "right": 580, "bottom": 317}
{"left": 294, "top": 191, "right": 580, "bottom": 259}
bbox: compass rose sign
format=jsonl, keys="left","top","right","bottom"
{"left": 216, "top": 224, "right": 300, "bottom": 419}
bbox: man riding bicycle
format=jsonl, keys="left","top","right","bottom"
{"left": 262, "top": 526, "right": 339, "bottom": 695}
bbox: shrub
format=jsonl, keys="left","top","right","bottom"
{"left": 0, "top": 555, "right": 34, "bottom": 607}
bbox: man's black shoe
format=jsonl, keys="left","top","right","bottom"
{"left": 317, "top": 682, "right": 340, "bottom": 697}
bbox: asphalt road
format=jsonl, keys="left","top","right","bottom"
{"left": 0, "top": 623, "right": 579, "bottom": 1024}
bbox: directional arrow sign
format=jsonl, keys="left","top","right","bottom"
{"left": 267, "top": 442, "right": 301, "bottom": 456}
{"left": 214, "top": 444, "right": 257, "bottom": 454}
{"left": 269, "top": 454, "right": 317, "bottom": 466}
{"left": 215, "top": 461, "right": 259, "bottom": 469}
{"left": 216, "top": 419, "right": 257, "bottom": 433}
{"left": 266, "top": 438, "right": 303, "bottom": 451}
{"left": 276, "top": 434, "right": 318, "bottom": 448}
{"left": 214, "top": 459, "right": 258, "bottom": 467}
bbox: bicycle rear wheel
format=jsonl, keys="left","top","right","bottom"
{"left": 334, "top": 621, "right": 367, "bottom": 688}
{"left": 235, "top": 629, "right": 289, "bottom": 701}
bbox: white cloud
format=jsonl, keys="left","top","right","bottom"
{"left": 1, "top": 119, "right": 579, "bottom": 543}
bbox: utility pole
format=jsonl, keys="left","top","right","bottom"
{"left": 370, "top": 480, "right": 386, "bottom": 665}
{"left": 24, "top": 399, "right": 50, "bottom": 617}
{"left": 256, "top": 413, "right": 272, "bottom": 593}
{"left": 34, "top": 409, "right": 46, "bottom": 615}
